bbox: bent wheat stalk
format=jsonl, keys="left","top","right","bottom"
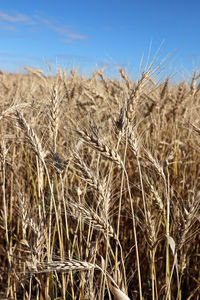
{"left": 30, "top": 259, "right": 131, "bottom": 299}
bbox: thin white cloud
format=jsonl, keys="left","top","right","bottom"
{"left": 35, "top": 15, "right": 87, "bottom": 43}
{"left": 67, "top": 33, "right": 86, "bottom": 40}
{"left": 0, "top": 10, "right": 35, "bottom": 24}
{"left": 0, "top": 53, "right": 44, "bottom": 69}
{"left": 56, "top": 54, "right": 89, "bottom": 61}
{"left": 61, "top": 39, "right": 85, "bottom": 44}
{"left": 3, "top": 24, "right": 17, "bottom": 31}
{"left": 0, "top": 10, "right": 87, "bottom": 43}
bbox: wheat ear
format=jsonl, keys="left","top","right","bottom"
{"left": 31, "top": 259, "right": 96, "bottom": 274}
{"left": 15, "top": 110, "right": 47, "bottom": 161}
{"left": 68, "top": 201, "right": 117, "bottom": 239}
{"left": 73, "top": 151, "right": 107, "bottom": 198}
{"left": 76, "top": 128, "right": 123, "bottom": 167}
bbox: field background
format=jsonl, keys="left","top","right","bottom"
{"left": 0, "top": 65, "right": 200, "bottom": 299}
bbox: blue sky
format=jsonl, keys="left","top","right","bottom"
{"left": 0, "top": 0, "right": 200, "bottom": 79}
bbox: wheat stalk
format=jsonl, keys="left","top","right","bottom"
{"left": 76, "top": 128, "right": 123, "bottom": 167}
{"left": 119, "top": 68, "right": 133, "bottom": 91}
{"left": 29, "top": 258, "right": 131, "bottom": 299}
{"left": 160, "top": 77, "right": 169, "bottom": 99}
{"left": 0, "top": 103, "right": 31, "bottom": 121}
{"left": 190, "top": 71, "right": 197, "bottom": 96}
{"left": 50, "top": 84, "right": 59, "bottom": 151}
{"left": 176, "top": 193, "right": 200, "bottom": 250}
{"left": 73, "top": 151, "right": 108, "bottom": 198}
{"left": 68, "top": 201, "right": 117, "bottom": 239}
{"left": 30, "top": 259, "right": 97, "bottom": 274}
{"left": 15, "top": 111, "right": 47, "bottom": 161}
{"left": 126, "top": 71, "right": 150, "bottom": 123}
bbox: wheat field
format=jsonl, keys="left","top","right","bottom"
{"left": 0, "top": 63, "right": 200, "bottom": 299}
